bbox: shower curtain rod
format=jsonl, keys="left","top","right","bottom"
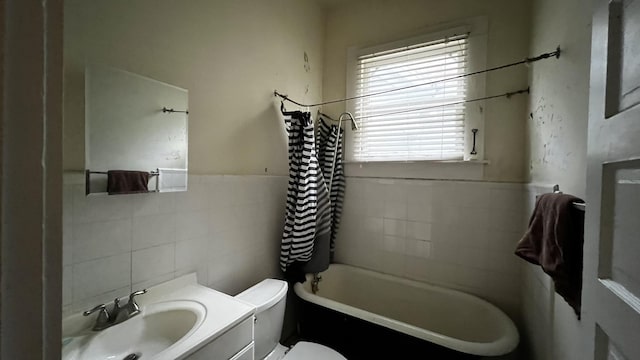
{"left": 274, "top": 47, "right": 560, "bottom": 108}
{"left": 314, "top": 87, "right": 530, "bottom": 125}
{"left": 351, "top": 87, "right": 531, "bottom": 122}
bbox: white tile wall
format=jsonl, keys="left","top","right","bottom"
{"left": 334, "top": 177, "right": 526, "bottom": 320}
{"left": 63, "top": 175, "right": 287, "bottom": 316}
{"left": 132, "top": 244, "right": 175, "bottom": 283}
{"left": 73, "top": 219, "right": 132, "bottom": 262}
{"left": 72, "top": 253, "right": 131, "bottom": 303}
{"left": 63, "top": 172, "right": 530, "bottom": 355}
{"left": 132, "top": 214, "right": 175, "bottom": 250}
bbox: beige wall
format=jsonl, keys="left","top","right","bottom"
{"left": 522, "top": 0, "right": 592, "bottom": 359}
{"left": 322, "top": 0, "right": 532, "bottom": 182}
{"left": 525, "top": 0, "right": 591, "bottom": 197}
{"left": 64, "top": 0, "right": 324, "bottom": 175}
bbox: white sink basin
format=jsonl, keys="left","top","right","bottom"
{"left": 62, "top": 273, "right": 255, "bottom": 360}
{"left": 79, "top": 300, "right": 205, "bottom": 360}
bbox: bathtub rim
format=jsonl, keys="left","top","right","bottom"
{"left": 293, "top": 263, "right": 519, "bottom": 357}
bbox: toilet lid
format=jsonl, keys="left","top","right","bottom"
{"left": 283, "top": 342, "right": 347, "bottom": 360}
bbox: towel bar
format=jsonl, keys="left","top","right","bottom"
{"left": 553, "top": 184, "right": 586, "bottom": 211}
{"left": 572, "top": 202, "right": 586, "bottom": 211}
{"left": 85, "top": 169, "right": 160, "bottom": 195}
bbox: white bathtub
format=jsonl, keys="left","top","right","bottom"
{"left": 293, "top": 264, "right": 519, "bottom": 357}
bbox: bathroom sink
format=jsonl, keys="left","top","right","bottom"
{"left": 62, "top": 274, "right": 255, "bottom": 360}
{"left": 70, "top": 300, "right": 205, "bottom": 360}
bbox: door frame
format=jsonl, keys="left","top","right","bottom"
{"left": 0, "top": 0, "right": 63, "bottom": 358}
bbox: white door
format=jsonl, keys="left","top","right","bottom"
{"left": 584, "top": 0, "right": 640, "bottom": 359}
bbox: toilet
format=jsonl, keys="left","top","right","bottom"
{"left": 235, "top": 279, "right": 346, "bottom": 360}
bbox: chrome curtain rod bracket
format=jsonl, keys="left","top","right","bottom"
{"left": 525, "top": 46, "right": 561, "bottom": 64}
{"left": 162, "top": 107, "right": 189, "bottom": 115}
{"left": 274, "top": 48, "right": 561, "bottom": 109}
{"left": 274, "top": 90, "right": 305, "bottom": 107}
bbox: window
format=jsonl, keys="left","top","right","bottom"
{"left": 347, "top": 28, "right": 480, "bottom": 163}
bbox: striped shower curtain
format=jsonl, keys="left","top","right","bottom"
{"left": 316, "top": 117, "right": 344, "bottom": 253}
{"left": 279, "top": 111, "right": 331, "bottom": 272}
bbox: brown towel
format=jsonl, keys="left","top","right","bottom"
{"left": 107, "top": 170, "right": 150, "bottom": 195}
{"left": 515, "top": 193, "right": 585, "bottom": 318}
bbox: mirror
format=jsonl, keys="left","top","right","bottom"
{"left": 85, "top": 64, "right": 188, "bottom": 195}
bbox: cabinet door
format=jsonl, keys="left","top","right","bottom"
{"left": 230, "top": 343, "right": 255, "bottom": 360}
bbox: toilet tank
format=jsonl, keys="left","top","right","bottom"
{"left": 235, "top": 279, "right": 288, "bottom": 360}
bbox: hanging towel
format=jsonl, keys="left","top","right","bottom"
{"left": 279, "top": 111, "right": 331, "bottom": 275}
{"left": 515, "top": 193, "right": 585, "bottom": 317}
{"left": 106, "top": 170, "right": 150, "bottom": 195}
{"left": 316, "top": 118, "right": 345, "bottom": 254}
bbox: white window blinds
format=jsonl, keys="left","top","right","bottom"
{"left": 352, "top": 34, "right": 469, "bottom": 162}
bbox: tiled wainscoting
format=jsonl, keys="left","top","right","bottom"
{"left": 63, "top": 173, "right": 529, "bottom": 329}
{"left": 63, "top": 175, "right": 288, "bottom": 316}
{"left": 334, "top": 177, "right": 527, "bottom": 319}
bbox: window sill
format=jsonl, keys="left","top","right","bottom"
{"left": 344, "top": 159, "right": 490, "bottom": 165}
{"left": 343, "top": 159, "right": 489, "bottom": 180}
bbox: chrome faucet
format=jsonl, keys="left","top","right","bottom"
{"left": 83, "top": 289, "right": 147, "bottom": 331}
{"left": 311, "top": 273, "right": 322, "bottom": 294}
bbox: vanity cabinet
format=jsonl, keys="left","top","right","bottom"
{"left": 186, "top": 315, "right": 255, "bottom": 360}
